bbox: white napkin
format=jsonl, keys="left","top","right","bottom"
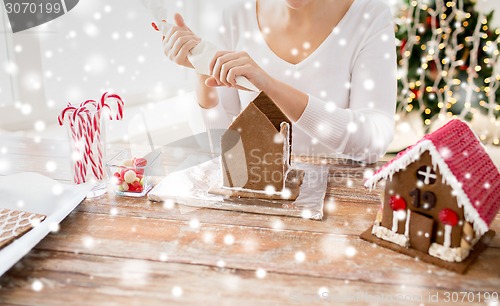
{"left": 161, "top": 25, "right": 259, "bottom": 92}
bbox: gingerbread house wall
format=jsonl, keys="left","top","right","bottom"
{"left": 221, "top": 102, "right": 288, "bottom": 192}
{"left": 381, "top": 151, "right": 465, "bottom": 249}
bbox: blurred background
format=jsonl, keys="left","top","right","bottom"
{"left": 1, "top": 0, "right": 499, "bottom": 161}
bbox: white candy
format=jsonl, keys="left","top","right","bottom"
{"left": 123, "top": 170, "right": 137, "bottom": 183}
{"left": 121, "top": 181, "right": 129, "bottom": 191}
{"left": 122, "top": 159, "right": 133, "bottom": 167}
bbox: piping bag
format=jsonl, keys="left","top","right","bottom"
{"left": 142, "top": 0, "right": 259, "bottom": 92}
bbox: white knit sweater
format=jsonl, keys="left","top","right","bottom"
{"left": 200, "top": 0, "right": 397, "bottom": 163}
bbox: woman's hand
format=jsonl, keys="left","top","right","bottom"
{"left": 205, "top": 51, "right": 272, "bottom": 91}
{"left": 154, "top": 13, "right": 201, "bottom": 69}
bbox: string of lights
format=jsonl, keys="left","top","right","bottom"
{"left": 395, "top": 0, "right": 500, "bottom": 145}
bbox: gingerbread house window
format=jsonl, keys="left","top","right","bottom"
{"left": 416, "top": 166, "right": 436, "bottom": 185}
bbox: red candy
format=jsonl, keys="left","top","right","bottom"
{"left": 134, "top": 158, "right": 147, "bottom": 168}
{"left": 389, "top": 195, "right": 406, "bottom": 211}
{"left": 113, "top": 172, "right": 123, "bottom": 185}
{"left": 439, "top": 208, "right": 458, "bottom": 226}
{"left": 114, "top": 156, "right": 148, "bottom": 193}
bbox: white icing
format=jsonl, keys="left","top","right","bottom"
{"left": 404, "top": 209, "right": 411, "bottom": 237}
{"left": 281, "top": 122, "right": 291, "bottom": 192}
{"left": 365, "top": 140, "right": 489, "bottom": 238}
{"left": 392, "top": 211, "right": 398, "bottom": 232}
{"left": 428, "top": 243, "right": 469, "bottom": 262}
{"left": 373, "top": 224, "right": 409, "bottom": 247}
{"left": 443, "top": 224, "right": 452, "bottom": 248}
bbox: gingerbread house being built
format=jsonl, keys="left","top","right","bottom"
{"left": 364, "top": 119, "right": 499, "bottom": 263}
{"left": 214, "top": 92, "right": 303, "bottom": 200}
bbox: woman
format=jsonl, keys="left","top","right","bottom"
{"left": 159, "top": 0, "right": 396, "bottom": 163}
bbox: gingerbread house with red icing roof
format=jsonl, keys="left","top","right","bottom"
{"left": 364, "top": 119, "right": 499, "bottom": 263}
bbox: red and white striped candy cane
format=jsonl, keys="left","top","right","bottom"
{"left": 58, "top": 93, "right": 125, "bottom": 184}
{"left": 68, "top": 109, "right": 86, "bottom": 184}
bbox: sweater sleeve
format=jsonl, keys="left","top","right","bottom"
{"left": 199, "top": 7, "right": 242, "bottom": 130}
{"left": 295, "top": 7, "right": 397, "bottom": 163}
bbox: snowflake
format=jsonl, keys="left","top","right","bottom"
{"left": 20, "top": 103, "right": 32, "bottom": 115}
{"left": 83, "top": 23, "right": 99, "bottom": 37}
{"left": 0, "top": 159, "right": 10, "bottom": 172}
{"left": 159, "top": 253, "right": 168, "bottom": 262}
{"left": 255, "top": 268, "right": 267, "bottom": 279}
{"left": 49, "top": 223, "right": 60, "bottom": 233}
{"left": 301, "top": 209, "right": 312, "bottom": 219}
{"left": 396, "top": 210, "right": 407, "bottom": 221}
{"left": 346, "top": 122, "right": 358, "bottom": 133}
{"left": 189, "top": 218, "right": 200, "bottom": 229}
{"left": 281, "top": 188, "right": 292, "bottom": 200}
{"left": 363, "top": 79, "right": 375, "bottom": 90}
{"left": 325, "top": 198, "right": 336, "bottom": 213}
{"left": 121, "top": 260, "right": 150, "bottom": 287}
{"left": 318, "top": 287, "right": 329, "bottom": 298}
{"left": 51, "top": 184, "right": 63, "bottom": 195}
{"left": 110, "top": 207, "right": 118, "bottom": 215}
{"left": 163, "top": 199, "right": 175, "bottom": 210}
{"left": 346, "top": 179, "right": 353, "bottom": 188}
{"left": 33, "top": 120, "right": 46, "bottom": 132}
{"left": 31, "top": 280, "right": 43, "bottom": 292}
{"left": 216, "top": 260, "right": 226, "bottom": 268}
{"left": 325, "top": 102, "right": 336, "bottom": 113}
{"left": 82, "top": 236, "right": 95, "bottom": 249}
{"left": 224, "top": 234, "right": 235, "bottom": 245}
{"left": 271, "top": 219, "right": 284, "bottom": 230}
{"left": 439, "top": 147, "right": 452, "bottom": 160}
{"left": 45, "top": 161, "right": 57, "bottom": 172}
{"left": 203, "top": 231, "right": 215, "bottom": 244}
{"left": 294, "top": 251, "right": 306, "bottom": 263}
{"left": 264, "top": 185, "right": 276, "bottom": 195}
{"left": 363, "top": 169, "right": 374, "bottom": 179}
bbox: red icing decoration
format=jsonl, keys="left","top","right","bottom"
{"left": 389, "top": 196, "right": 406, "bottom": 211}
{"left": 439, "top": 208, "right": 458, "bottom": 226}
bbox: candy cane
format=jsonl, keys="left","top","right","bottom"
{"left": 68, "top": 112, "right": 85, "bottom": 184}
{"left": 79, "top": 107, "right": 101, "bottom": 180}
{"left": 58, "top": 92, "right": 125, "bottom": 184}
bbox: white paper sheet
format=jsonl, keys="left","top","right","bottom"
{"left": 0, "top": 173, "right": 92, "bottom": 277}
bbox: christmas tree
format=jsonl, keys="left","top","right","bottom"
{"left": 395, "top": 0, "right": 500, "bottom": 145}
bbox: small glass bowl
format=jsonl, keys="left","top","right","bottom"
{"left": 105, "top": 150, "right": 161, "bottom": 197}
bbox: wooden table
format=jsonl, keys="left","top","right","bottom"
{"left": 0, "top": 135, "right": 498, "bottom": 305}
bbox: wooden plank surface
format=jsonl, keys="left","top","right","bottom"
{"left": 1, "top": 251, "right": 478, "bottom": 306}
{"left": 0, "top": 135, "right": 499, "bottom": 305}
